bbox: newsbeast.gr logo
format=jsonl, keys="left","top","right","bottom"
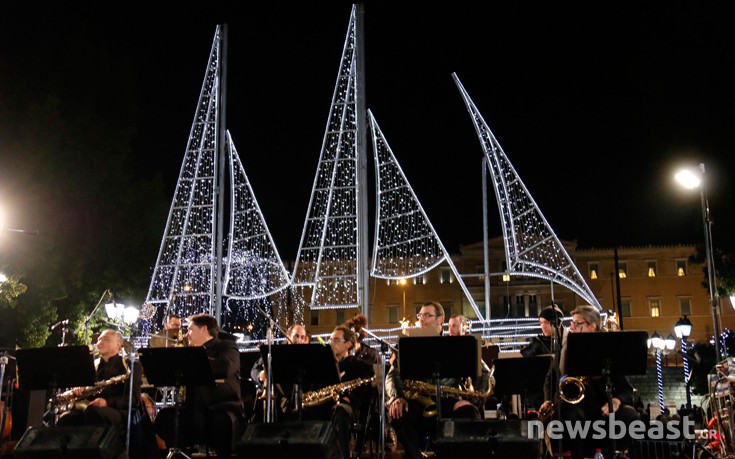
{"left": 528, "top": 415, "right": 696, "bottom": 441}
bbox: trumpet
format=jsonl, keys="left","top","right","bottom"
{"left": 559, "top": 375, "right": 587, "bottom": 404}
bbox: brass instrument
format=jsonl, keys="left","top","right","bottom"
{"left": 559, "top": 375, "right": 587, "bottom": 404}
{"left": 51, "top": 370, "right": 130, "bottom": 414}
{"left": 403, "top": 379, "right": 493, "bottom": 418}
{"left": 302, "top": 376, "right": 375, "bottom": 408}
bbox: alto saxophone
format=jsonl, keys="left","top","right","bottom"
{"left": 51, "top": 369, "right": 130, "bottom": 414}
{"left": 302, "top": 376, "right": 376, "bottom": 408}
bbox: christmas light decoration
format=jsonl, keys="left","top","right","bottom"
{"left": 368, "top": 110, "right": 484, "bottom": 320}
{"left": 453, "top": 73, "right": 601, "bottom": 310}
{"left": 144, "top": 26, "right": 222, "bottom": 331}
{"left": 291, "top": 6, "right": 360, "bottom": 311}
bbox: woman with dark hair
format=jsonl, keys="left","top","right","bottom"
{"left": 346, "top": 313, "right": 380, "bottom": 364}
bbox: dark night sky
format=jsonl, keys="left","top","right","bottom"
{"left": 2, "top": 1, "right": 734, "bottom": 261}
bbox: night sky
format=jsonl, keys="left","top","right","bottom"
{"left": 2, "top": 1, "right": 734, "bottom": 261}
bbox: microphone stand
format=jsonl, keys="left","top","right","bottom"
{"left": 360, "top": 327, "right": 397, "bottom": 459}
{"left": 84, "top": 289, "right": 113, "bottom": 345}
{"left": 251, "top": 304, "right": 289, "bottom": 423}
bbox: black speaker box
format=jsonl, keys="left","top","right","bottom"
{"left": 434, "top": 419, "right": 541, "bottom": 458}
{"left": 237, "top": 420, "right": 341, "bottom": 459}
{"left": 14, "top": 425, "right": 125, "bottom": 459}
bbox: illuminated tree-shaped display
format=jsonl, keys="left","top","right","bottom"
{"left": 453, "top": 73, "right": 601, "bottom": 309}
{"left": 369, "top": 110, "right": 485, "bottom": 320}
{"left": 291, "top": 6, "right": 360, "bottom": 311}
{"left": 144, "top": 26, "right": 221, "bottom": 328}
{"left": 222, "top": 131, "right": 291, "bottom": 335}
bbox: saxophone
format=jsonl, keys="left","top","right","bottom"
{"left": 51, "top": 369, "right": 130, "bottom": 414}
{"left": 403, "top": 379, "right": 494, "bottom": 418}
{"left": 302, "top": 376, "right": 375, "bottom": 408}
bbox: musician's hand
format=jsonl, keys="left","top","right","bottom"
{"left": 601, "top": 397, "right": 621, "bottom": 417}
{"left": 540, "top": 400, "right": 552, "bottom": 413}
{"left": 389, "top": 397, "right": 408, "bottom": 420}
{"left": 72, "top": 387, "right": 85, "bottom": 396}
{"left": 87, "top": 398, "right": 107, "bottom": 408}
{"left": 258, "top": 370, "right": 266, "bottom": 384}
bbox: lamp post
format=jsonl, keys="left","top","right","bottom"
{"left": 674, "top": 315, "right": 693, "bottom": 410}
{"left": 398, "top": 278, "right": 409, "bottom": 328}
{"left": 649, "top": 331, "right": 666, "bottom": 414}
{"left": 675, "top": 163, "right": 723, "bottom": 362}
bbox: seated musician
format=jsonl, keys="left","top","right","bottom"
{"left": 154, "top": 313, "right": 245, "bottom": 458}
{"left": 150, "top": 313, "right": 184, "bottom": 348}
{"left": 249, "top": 324, "right": 309, "bottom": 422}
{"left": 521, "top": 304, "right": 564, "bottom": 412}
{"left": 447, "top": 313, "right": 493, "bottom": 416}
{"left": 386, "top": 301, "right": 482, "bottom": 459}
{"left": 539, "top": 305, "right": 639, "bottom": 459}
{"left": 56, "top": 329, "right": 157, "bottom": 458}
{"left": 347, "top": 313, "right": 380, "bottom": 364}
{"left": 324, "top": 325, "right": 375, "bottom": 459}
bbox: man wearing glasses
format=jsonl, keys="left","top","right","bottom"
{"left": 540, "top": 305, "right": 638, "bottom": 459}
{"left": 386, "top": 301, "right": 481, "bottom": 459}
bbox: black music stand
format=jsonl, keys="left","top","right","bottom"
{"left": 566, "top": 331, "right": 648, "bottom": 458}
{"left": 138, "top": 346, "right": 214, "bottom": 459}
{"left": 261, "top": 344, "right": 340, "bottom": 421}
{"left": 492, "top": 355, "right": 552, "bottom": 418}
{"left": 16, "top": 345, "right": 96, "bottom": 427}
{"left": 398, "top": 336, "right": 479, "bottom": 423}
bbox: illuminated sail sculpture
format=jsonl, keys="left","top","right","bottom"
{"left": 291, "top": 6, "right": 360, "bottom": 311}
{"left": 453, "top": 73, "right": 601, "bottom": 310}
{"left": 144, "top": 26, "right": 222, "bottom": 325}
{"left": 222, "top": 131, "right": 291, "bottom": 326}
{"left": 369, "top": 110, "right": 485, "bottom": 320}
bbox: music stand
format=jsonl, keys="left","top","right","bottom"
{"left": 566, "top": 331, "right": 648, "bottom": 457}
{"left": 16, "top": 345, "right": 96, "bottom": 427}
{"left": 398, "top": 336, "right": 479, "bottom": 422}
{"left": 261, "top": 344, "right": 339, "bottom": 421}
{"left": 492, "top": 355, "right": 552, "bottom": 418}
{"left": 138, "top": 346, "right": 214, "bottom": 459}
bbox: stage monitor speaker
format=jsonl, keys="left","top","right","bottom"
{"left": 14, "top": 425, "right": 125, "bottom": 459}
{"left": 435, "top": 419, "right": 541, "bottom": 459}
{"left": 237, "top": 420, "right": 341, "bottom": 459}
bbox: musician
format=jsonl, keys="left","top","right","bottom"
{"left": 446, "top": 313, "right": 493, "bottom": 416}
{"left": 154, "top": 313, "right": 244, "bottom": 458}
{"left": 57, "top": 329, "right": 143, "bottom": 435}
{"left": 539, "top": 305, "right": 639, "bottom": 459}
{"left": 249, "top": 324, "right": 309, "bottom": 422}
{"left": 325, "top": 325, "right": 375, "bottom": 459}
{"left": 386, "top": 301, "right": 481, "bottom": 459}
{"left": 521, "top": 304, "right": 564, "bottom": 357}
{"left": 447, "top": 313, "right": 468, "bottom": 337}
{"left": 150, "top": 314, "right": 184, "bottom": 348}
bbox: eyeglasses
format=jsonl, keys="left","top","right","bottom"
{"left": 570, "top": 320, "right": 589, "bottom": 329}
{"left": 327, "top": 338, "right": 346, "bottom": 343}
{"left": 417, "top": 313, "right": 436, "bottom": 319}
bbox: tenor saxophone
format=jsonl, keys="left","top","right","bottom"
{"left": 403, "top": 379, "right": 493, "bottom": 418}
{"left": 302, "top": 376, "right": 375, "bottom": 408}
{"left": 51, "top": 369, "right": 130, "bottom": 414}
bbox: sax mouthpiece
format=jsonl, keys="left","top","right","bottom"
{"left": 317, "top": 336, "right": 327, "bottom": 346}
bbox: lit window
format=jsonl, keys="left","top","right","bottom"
{"left": 618, "top": 261, "right": 628, "bottom": 279}
{"left": 647, "top": 261, "right": 657, "bottom": 278}
{"left": 648, "top": 298, "right": 661, "bottom": 317}
{"left": 620, "top": 299, "right": 631, "bottom": 317}
{"left": 589, "top": 263, "right": 599, "bottom": 280}
{"left": 676, "top": 260, "right": 687, "bottom": 277}
{"left": 413, "top": 276, "right": 425, "bottom": 285}
{"left": 679, "top": 298, "right": 691, "bottom": 316}
{"left": 441, "top": 268, "right": 453, "bottom": 284}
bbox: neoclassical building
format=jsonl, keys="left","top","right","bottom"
{"left": 305, "top": 237, "right": 735, "bottom": 346}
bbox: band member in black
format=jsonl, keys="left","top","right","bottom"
{"left": 154, "top": 313, "right": 244, "bottom": 458}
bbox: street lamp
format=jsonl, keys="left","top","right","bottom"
{"left": 649, "top": 331, "right": 666, "bottom": 414}
{"left": 675, "top": 163, "right": 723, "bottom": 362}
{"left": 674, "top": 315, "right": 693, "bottom": 409}
{"left": 398, "top": 278, "right": 410, "bottom": 328}
{"left": 105, "top": 297, "right": 140, "bottom": 325}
